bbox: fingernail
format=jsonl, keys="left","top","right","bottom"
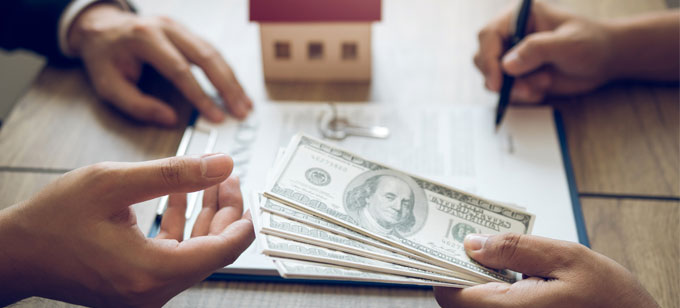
{"left": 488, "top": 75, "right": 501, "bottom": 92}
{"left": 235, "top": 101, "right": 248, "bottom": 118}
{"left": 211, "top": 108, "right": 226, "bottom": 122}
{"left": 465, "top": 234, "right": 489, "bottom": 252}
{"left": 502, "top": 50, "right": 519, "bottom": 66}
{"left": 239, "top": 99, "right": 251, "bottom": 112}
{"left": 514, "top": 85, "right": 530, "bottom": 100}
{"left": 200, "top": 153, "right": 231, "bottom": 178}
{"left": 154, "top": 108, "right": 177, "bottom": 126}
{"left": 203, "top": 98, "right": 225, "bottom": 122}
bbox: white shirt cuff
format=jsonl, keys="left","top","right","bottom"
{"left": 58, "top": 0, "right": 133, "bottom": 58}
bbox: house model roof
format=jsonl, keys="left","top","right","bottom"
{"left": 249, "top": 0, "right": 381, "bottom": 22}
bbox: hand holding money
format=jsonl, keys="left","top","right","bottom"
{"left": 434, "top": 233, "right": 659, "bottom": 308}
{"left": 251, "top": 134, "right": 536, "bottom": 287}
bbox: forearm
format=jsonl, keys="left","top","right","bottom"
{"left": 0, "top": 203, "right": 104, "bottom": 307}
{"left": 606, "top": 10, "right": 680, "bottom": 82}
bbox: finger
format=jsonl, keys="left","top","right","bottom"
{"left": 501, "top": 31, "right": 568, "bottom": 76}
{"left": 162, "top": 20, "right": 253, "bottom": 119}
{"left": 160, "top": 214, "right": 255, "bottom": 278}
{"left": 209, "top": 176, "right": 244, "bottom": 235}
{"left": 101, "top": 153, "right": 233, "bottom": 206}
{"left": 434, "top": 284, "right": 510, "bottom": 308}
{"left": 509, "top": 82, "right": 539, "bottom": 103}
{"left": 87, "top": 62, "right": 177, "bottom": 126}
{"left": 464, "top": 233, "right": 587, "bottom": 278}
{"left": 133, "top": 28, "right": 226, "bottom": 123}
{"left": 191, "top": 184, "right": 219, "bottom": 237}
{"left": 521, "top": 69, "right": 553, "bottom": 91}
{"left": 474, "top": 0, "right": 550, "bottom": 92}
{"left": 510, "top": 70, "right": 552, "bottom": 103}
{"left": 509, "top": 79, "right": 547, "bottom": 104}
{"left": 473, "top": 1, "right": 517, "bottom": 92}
{"left": 156, "top": 193, "right": 187, "bottom": 241}
{"left": 544, "top": 73, "right": 605, "bottom": 95}
{"left": 433, "top": 277, "right": 554, "bottom": 308}
{"left": 475, "top": 28, "right": 506, "bottom": 92}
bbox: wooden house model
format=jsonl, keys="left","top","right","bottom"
{"left": 249, "top": 0, "right": 382, "bottom": 81}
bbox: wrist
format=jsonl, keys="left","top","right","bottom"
{"left": 602, "top": 20, "right": 636, "bottom": 81}
{"left": 0, "top": 205, "right": 37, "bottom": 305}
{"left": 0, "top": 202, "right": 103, "bottom": 306}
{"left": 66, "top": 3, "right": 125, "bottom": 57}
{"left": 602, "top": 12, "right": 680, "bottom": 82}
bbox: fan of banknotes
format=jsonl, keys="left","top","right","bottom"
{"left": 248, "top": 134, "right": 536, "bottom": 287}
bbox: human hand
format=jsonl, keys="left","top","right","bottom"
{"left": 474, "top": 2, "right": 616, "bottom": 103}
{"left": 67, "top": 3, "right": 253, "bottom": 126}
{"left": 0, "top": 154, "right": 254, "bottom": 307}
{"left": 433, "top": 233, "right": 658, "bottom": 308}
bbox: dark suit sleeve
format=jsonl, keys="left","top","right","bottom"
{"left": 0, "top": 0, "right": 74, "bottom": 62}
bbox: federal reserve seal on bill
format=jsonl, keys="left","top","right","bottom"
{"left": 305, "top": 168, "right": 331, "bottom": 186}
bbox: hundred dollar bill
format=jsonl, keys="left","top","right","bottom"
{"left": 265, "top": 134, "right": 535, "bottom": 283}
{"left": 249, "top": 193, "right": 473, "bottom": 285}
{"left": 259, "top": 204, "right": 475, "bottom": 284}
{"left": 272, "top": 258, "right": 467, "bottom": 288}
{"left": 258, "top": 195, "right": 429, "bottom": 263}
{"left": 258, "top": 234, "right": 476, "bottom": 286}
{"left": 261, "top": 195, "right": 524, "bottom": 267}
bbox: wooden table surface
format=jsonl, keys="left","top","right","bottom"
{"left": 0, "top": 0, "right": 677, "bottom": 307}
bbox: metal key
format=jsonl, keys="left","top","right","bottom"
{"left": 323, "top": 118, "right": 390, "bottom": 140}
{"left": 318, "top": 104, "right": 390, "bottom": 140}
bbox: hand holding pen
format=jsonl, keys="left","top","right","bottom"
{"left": 477, "top": 1, "right": 630, "bottom": 116}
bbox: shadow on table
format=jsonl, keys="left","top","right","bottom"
{"left": 265, "top": 81, "right": 371, "bottom": 102}
{"left": 168, "top": 280, "right": 437, "bottom": 308}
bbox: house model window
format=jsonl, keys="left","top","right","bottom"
{"left": 275, "top": 41, "right": 290, "bottom": 59}
{"left": 342, "top": 42, "right": 358, "bottom": 60}
{"left": 250, "top": 0, "right": 381, "bottom": 81}
{"left": 308, "top": 42, "right": 323, "bottom": 60}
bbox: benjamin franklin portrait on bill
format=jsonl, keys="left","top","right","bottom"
{"left": 344, "top": 170, "right": 428, "bottom": 237}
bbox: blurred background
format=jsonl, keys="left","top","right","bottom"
{"left": 0, "top": 50, "right": 44, "bottom": 124}
{"left": 2, "top": 0, "right": 676, "bottom": 124}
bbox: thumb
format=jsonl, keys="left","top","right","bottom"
{"left": 465, "top": 233, "right": 584, "bottom": 278}
{"left": 501, "top": 31, "right": 567, "bottom": 76}
{"left": 102, "top": 153, "right": 233, "bottom": 206}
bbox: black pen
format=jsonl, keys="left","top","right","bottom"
{"left": 495, "top": 0, "right": 532, "bottom": 131}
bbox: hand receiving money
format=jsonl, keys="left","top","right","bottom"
{"left": 433, "top": 233, "right": 658, "bottom": 308}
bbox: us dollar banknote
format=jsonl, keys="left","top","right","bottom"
{"left": 259, "top": 205, "right": 474, "bottom": 282}
{"left": 272, "top": 258, "right": 466, "bottom": 288}
{"left": 258, "top": 234, "right": 475, "bottom": 286}
{"left": 258, "top": 196, "right": 429, "bottom": 263}
{"left": 265, "top": 134, "right": 535, "bottom": 283}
